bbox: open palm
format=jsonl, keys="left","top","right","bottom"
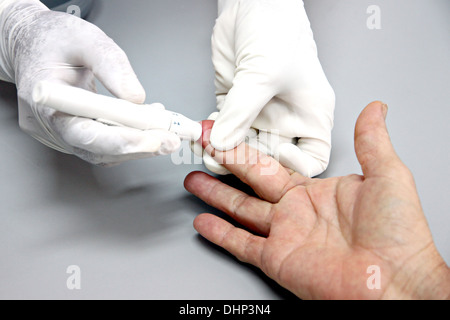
{"left": 185, "top": 102, "right": 449, "bottom": 299}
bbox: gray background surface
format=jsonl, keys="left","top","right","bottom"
{"left": 0, "top": 0, "right": 448, "bottom": 299}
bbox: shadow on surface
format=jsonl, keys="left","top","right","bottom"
{"left": 183, "top": 174, "right": 299, "bottom": 300}
{"left": 195, "top": 235, "right": 299, "bottom": 300}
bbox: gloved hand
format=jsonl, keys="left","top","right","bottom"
{"left": 0, "top": 0, "right": 181, "bottom": 166}
{"left": 199, "top": 0, "right": 335, "bottom": 177}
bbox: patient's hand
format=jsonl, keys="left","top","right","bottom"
{"left": 185, "top": 102, "right": 450, "bottom": 300}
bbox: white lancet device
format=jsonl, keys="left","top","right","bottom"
{"left": 32, "top": 81, "right": 202, "bottom": 141}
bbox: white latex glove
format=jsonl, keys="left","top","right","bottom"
{"left": 201, "top": 0, "right": 335, "bottom": 177}
{"left": 0, "top": 0, "right": 181, "bottom": 166}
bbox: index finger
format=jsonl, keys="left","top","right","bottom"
{"left": 201, "top": 121, "right": 297, "bottom": 203}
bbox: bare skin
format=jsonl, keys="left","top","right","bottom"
{"left": 184, "top": 101, "right": 450, "bottom": 300}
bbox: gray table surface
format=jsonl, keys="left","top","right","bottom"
{"left": 0, "top": 0, "right": 448, "bottom": 299}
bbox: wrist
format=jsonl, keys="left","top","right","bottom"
{"left": 382, "top": 244, "right": 450, "bottom": 300}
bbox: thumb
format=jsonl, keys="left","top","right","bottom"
{"left": 354, "top": 101, "right": 403, "bottom": 178}
{"left": 210, "top": 75, "right": 276, "bottom": 151}
{"left": 79, "top": 25, "right": 146, "bottom": 104}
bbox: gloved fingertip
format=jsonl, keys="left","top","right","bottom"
{"left": 141, "top": 136, "right": 162, "bottom": 153}
{"left": 203, "top": 151, "right": 231, "bottom": 176}
{"left": 121, "top": 133, "right": 161, "bottom": 154}
{"left": 275, "top": 143, "right": 328, "bottom": 178}
{"left": 209, "top": 133, "right": 244, "bottom": 152}
{"left": 209, "top": 122, "right": 246, "bottom": 151}
{"left": 119, "top": 77, "right": 146, "bottom": 104}
{"left": 158, "top": 133, "right": 182, "bottom": 155}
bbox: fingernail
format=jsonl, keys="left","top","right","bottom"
{"left": 381, "top": 102, "right": 389, "bottom": 119}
